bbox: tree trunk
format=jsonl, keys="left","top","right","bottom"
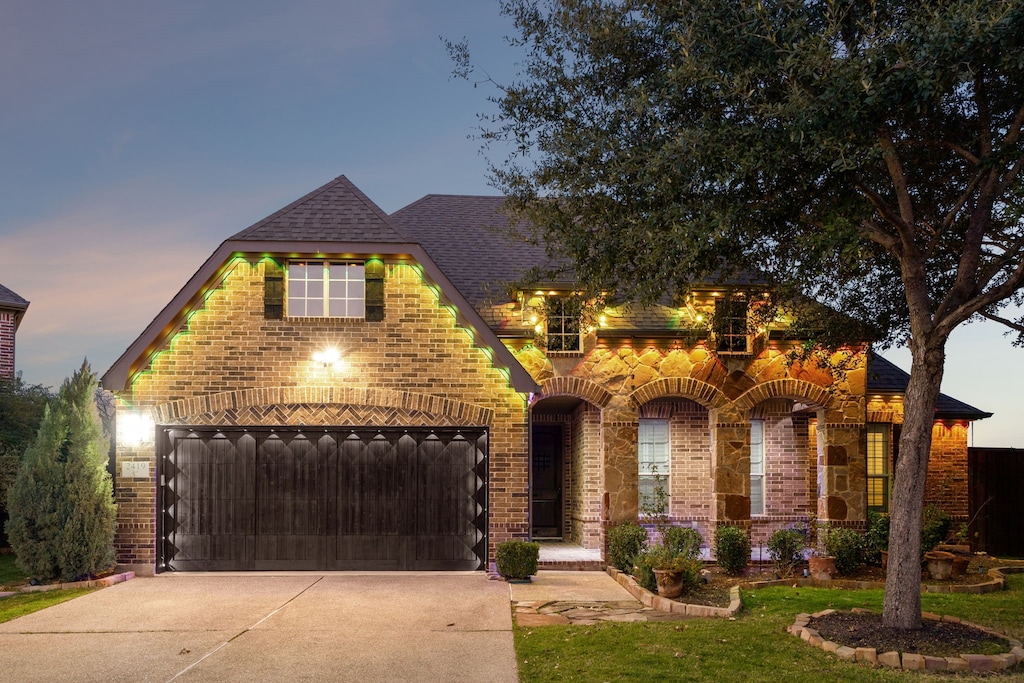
{"left": 882, "top": 340, "right": 946, "bottom": 630}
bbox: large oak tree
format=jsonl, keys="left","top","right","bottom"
{"left": 462, "top": 0, "right": 1024, "bottom": 629}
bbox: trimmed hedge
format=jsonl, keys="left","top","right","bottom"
{"left": 495, "top": 540, "right": 540, "bottom": 580}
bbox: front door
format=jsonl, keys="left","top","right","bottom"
{"left": 531, "top": 425, "right": 563, "bottom": 538}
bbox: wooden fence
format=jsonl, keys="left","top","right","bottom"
{"left": 968, "top": 447, "right": 1024, "bottom": 558}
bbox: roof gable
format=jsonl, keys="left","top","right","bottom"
{"left": 231, "top": 175, "right": 409, "bottom": 243}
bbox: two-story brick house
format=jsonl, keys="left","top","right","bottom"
{"left": 103, "top": 175, "right": 988, "bottom": 574}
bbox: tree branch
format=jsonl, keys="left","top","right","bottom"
{"left": 980, "top": 310, "right": 1024, "bottom": 334}
{"left": 877, "top": 126, "right": 916, "bottom": 228}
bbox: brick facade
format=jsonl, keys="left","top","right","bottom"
{"left": 0, "top": 311, "right": 15, "bottom": 379}
{"left": 114, "top": 259, "right": 529, "bottom": 572}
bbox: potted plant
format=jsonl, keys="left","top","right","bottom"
{"left": 495, "top": 540, "right": 540, "bottom": 582}
{"left": 802, "top": 517, "right": 836, "bottom": 580}
{"left": 641, "top": 545, "right": 700, "bottom": 598}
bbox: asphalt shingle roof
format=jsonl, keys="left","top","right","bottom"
{"left": 390, "top": 195, "right": 556, "bottom": 308}
{"left": 0, "top": 283, "right": 28, "bottom": 310}
{"left": 868, "top": 352, "right": 991, "bottom": 419}
{"left": 231, "top": 175, "right": 409, "bottom": 243}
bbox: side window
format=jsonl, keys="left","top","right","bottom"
{"left": 750, "top": 419, "right": 765, "bottom": 515}
{"left": 639, "top": 419, "right": 670, "bottom": 509}
{"left": 867, "top": 424, "right": 891, "bottom": 513}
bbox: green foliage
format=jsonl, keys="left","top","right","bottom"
{"left": 630, "top": 553, "right": 656, "bottom": 593}
{"left": 607, "top": 522, "right": 647, "bottom": 572}
{"left": 921, "top": 504, "right": 952, "bottom": 555}
{"left": 495, "top": 540, "right": 540, "bottom": 579}
{"left": 714, "top": 525, "right": 751, "bottom": 576}
{"left": 864, "top": 512, "right": 890, "bottom": 565}
{"left": 662, "top": 526, "right": 703, "bottom": 561}
{"left": 0, "top": 376, "right": 52, "bottom": 547}
{"left": 766, "top": 528, "right": 805, "bottom": 578}
{"left": 822, "top": 526, "right": 865, "bottom": 576}
{"left": 5, "top": 362, "right": 116, "bottom": 583}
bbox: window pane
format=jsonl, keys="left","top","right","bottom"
{"left": 347, "top": 280, "right": 364, "bottom": 298}
{"left": 306, "top": 299, "right": 323, "bottom": 316}
{"left": 290, "top": 281, "right": 306, "bottom": 298}
{"left": 289, "top": 263, "right": 306, "bottom": 279}
{"left": 328, "top": 299, "right": 346, "bottom": 317}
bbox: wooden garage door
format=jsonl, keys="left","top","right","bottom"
{"left": 157, "top": 427, "right": 488, "bottom": 571}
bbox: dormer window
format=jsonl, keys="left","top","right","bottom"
{"left": 715, "top": 296, "right": 751, "bottom": 354}
{"left": 544, "top": 295, "right": 582, "bottom": 353}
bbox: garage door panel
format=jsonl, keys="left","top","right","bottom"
{"left": 160, "top": 426, "right": 487, "bottom": 572}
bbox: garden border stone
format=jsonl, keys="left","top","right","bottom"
{"left": 785, "top": 571, "right": 1024, "bottom": 674}
{"left": 0, "top": 571, "right": 134, "bottom": 598}
{"left": 606, "top": 566, "right": 741, "bottom": 618}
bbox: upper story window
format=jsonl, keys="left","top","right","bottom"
{"left": 287, "top": 262, "right": 365, "bottom": 318}
{"left": 544, "top": 295, "right": 582, "bottom": 353}
{"left": 715, "top": 296, "right": 751, "bottom": 354}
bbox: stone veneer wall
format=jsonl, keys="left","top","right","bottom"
{"left": 867, "top": 397, "right": 970, "bottom": 519}
{"left": 514, "top": 339, "right": 868, "bottom": 544}
{"left": 0, "top": 311, "right": 15, "bottom": 379}
{"left": 115, "top": 259, "right": 529, "bottom": 572}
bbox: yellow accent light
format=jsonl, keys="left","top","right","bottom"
{"left": 312, "top": 347, "right": 346, "bottom": 373}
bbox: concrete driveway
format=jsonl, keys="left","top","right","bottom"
{"left": 0, "top": 573, "right": 517, "bottom": 683}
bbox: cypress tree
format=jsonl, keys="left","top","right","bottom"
{"left": 5, "top": 361, "right": 115, "bottom": 582}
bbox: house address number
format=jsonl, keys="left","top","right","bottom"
{"left": 121, "top": 461, "right": 149, "bottom": 479}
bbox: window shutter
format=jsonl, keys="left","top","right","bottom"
{"left": 264, "top": 260, "right": 284, "bottom": 319}
{"left": 364, "top": 260, "right": 385, "bottom": 321}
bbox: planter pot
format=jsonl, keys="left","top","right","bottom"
{"left": 951, "top": 554, "right": 971, "bottom": 578}
{"left": 652, "top": 569, "right": 684, "bottom": 598}
{"left": 808, "top": 556, "right": 837, "bottom": 581}
{"left": 924, "top": 551, "right": 955, "bottom": 580}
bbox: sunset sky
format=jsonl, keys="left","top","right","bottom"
{"left": 2, "top": 0, "right": 1020, "bottom": 448}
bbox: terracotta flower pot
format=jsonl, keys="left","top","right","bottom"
{"left": 924, "top": 550, "right": 955, "bottom": 580}
{"left": 808, "top": 556, "right": 836, "bottom": 581}
{"left": 951, "top": 555, "right": 971, "bottom": 577}
{"left": 652, "top": 568, "right": 684, "bottom": 598}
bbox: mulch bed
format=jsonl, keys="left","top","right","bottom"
{"left": 811, "top": 611, "right": 1009, "bottom": 657}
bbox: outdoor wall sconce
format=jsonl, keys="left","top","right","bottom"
{"left": 312, "top": 347, "right": 346, "bottom": 373}
{"left": 117, "top": 412, "right": 155, "bottom": 448}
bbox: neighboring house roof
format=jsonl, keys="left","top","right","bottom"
{"left": 102, "top": 176, "right": 539, "bottom": 393}
{"left": 0, "top": 282, "right": 29, "bottom": 329}
{"left": 867, "top": 352, "right": 991, "bottom": 420}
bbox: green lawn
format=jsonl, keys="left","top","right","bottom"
{"left": 515, "top": 575, "right": 1024, "bottom": 682}
{"left": 0, "top": 552, "right": 29, "bottom": 588}
{"left": 0, "top": 588, "right": 95, "bottom": 624}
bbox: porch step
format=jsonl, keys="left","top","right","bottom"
{"left": 538, "top": 559, "right": 607, "bottom": 571}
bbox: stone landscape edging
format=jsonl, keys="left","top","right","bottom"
{"left": 788, "top": 608, "right": 1024, "bottom": 673}
{"left": 787, "top": 567, "right": 1024, "bottom": 673}
{"left": 606, "top": 566, "right": 742, "bottom": 618}
{"left": 0, "top": 571, "right": 135, "bottom": 598}
{"left": 740, "top": 564, "right": 1019, "bottom": 594}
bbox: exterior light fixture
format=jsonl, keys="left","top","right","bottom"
{"left": 312, "top": 347, "right": 346, "bottom": 372}
{"left": 696, "top": 314, "right": 705, "bottom": 323}
{"left": 529, "top": 314, "right": 539, "bottom": 324}
{"left": 118, "top": 412, "right": 155, "bottom": 448}
{"left": 534, "top": 323, "right": 544, "bottom": 334}
{"left": 598, "top": 314, "right": 607, "bottom": 326}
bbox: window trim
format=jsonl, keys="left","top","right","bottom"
{"left": 750, "top": 419, "right": 765, "bottom": 516}
{"left": 285, "top": 260, "right": 366, "bottom": 319}
{"left": 715, "top": 296, "right": 751, "bottom": 355}
{"left": 544, "top": 295, "right": 583, "bottom": 354}
{"left": 866, "top": 423, "right": 891, "bottom": 513}
{"left": 638, "top": 418, "right": 671, "bottom": 514}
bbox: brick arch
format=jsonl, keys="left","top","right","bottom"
{"left": 733, "top": 379, "right": 833, "bottom": 412}
{"left": 152, "top": 386, "right": 494, "bottom": 425}
{"left": 629, "top": 377, "right": 729, "bottom": 411}
{"left": 534, "top": 376, "right": 614, "bottom": 408}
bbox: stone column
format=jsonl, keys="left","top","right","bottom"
{"left": 710, "top": 407, "right": 751, "bottom": 528}
{"left": 816, "top": 418, "right": 867, "bottom": 525}
{"left": 601, "top": 398, "right": 639, "bottom": 533}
